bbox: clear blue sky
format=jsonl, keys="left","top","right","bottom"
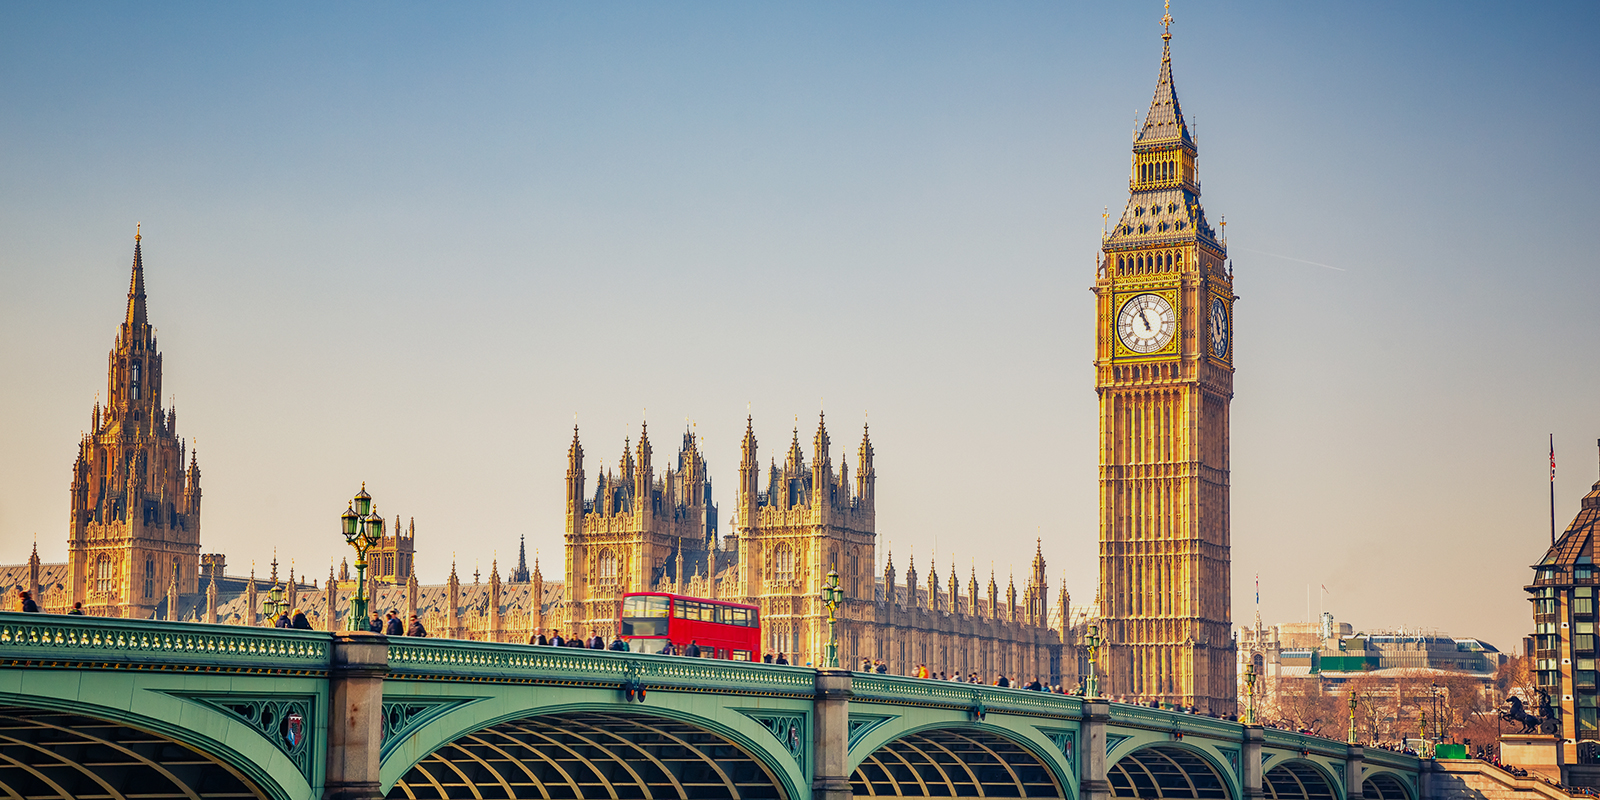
{"left": 2, "top": 2, "right": 1595, "bottom": 651}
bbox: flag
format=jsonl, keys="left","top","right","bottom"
{"left": 1255, "top": 574, "right": 1259, "bottom": 605}
{"left": 1321, "top": 584, "right": 1329, "bottom": 595}
{"left": 1551, "top": 435, "right": 1557, "bottom": 482}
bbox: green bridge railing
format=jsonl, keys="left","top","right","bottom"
{"left": 0, "top": 611, "right": 331, "bottom": 673}
{"left": 386, "top": 637, "right": 818, "bottom": 698}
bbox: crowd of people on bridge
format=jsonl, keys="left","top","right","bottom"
{"left": 528, "top": 628, "right": 631, "bottom": 651}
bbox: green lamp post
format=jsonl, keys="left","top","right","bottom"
{"left": 1085, "top": 624, "right": 1103, "bottom": 698}
{"left": 340, "top": 483, "right": 385, "bottom": 631}
{"left": 1348, "top": 691, "right": 1359, "bottom": 745}
{"left": 821, "top": 566, "right": 844, "bottom": 669}
{"left": 1243, "top": 660, "right": 1258, "bottom": 725}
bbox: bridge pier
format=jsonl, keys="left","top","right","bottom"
{"left": 1346, "top": 745, "right": 1365, "bottom": 800}
{"left": 1242, "top": 725, "right": 1265, "bottom": 800}
{"left": 324, "top": 633, "right": 389, "bottom": 800}
{"left": 813, "top": 669, "right": 853, "bottom": 800}
{"left": 1081, "top": 698, "right": 1112, "bottom": 800}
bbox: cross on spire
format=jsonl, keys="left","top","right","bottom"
{"left": 1162, "top": 0, "right": 1174, "bottom": 41}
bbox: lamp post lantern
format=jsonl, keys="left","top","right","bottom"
{"left": 339, "top": 483, "right": 385, "bottom": 631}
{"left": 263, "top": 581, "right": 289, "bottom": 624}
{"left": 1085, "top": 624, "right": 1103, "bottom": 698}
{"left": 821, "top": 566, "right": 844, "bottom": 669}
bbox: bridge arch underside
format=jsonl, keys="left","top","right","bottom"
{"left": 386, "top": 711, "right": 787, "bottom": 800}
{"left": 1109, "top": 745, "right": 1230, "bottom": 800}
{"left": 0, "top": 706, "right": 267, "bottom": 800}
{"left": 1363, "top": 774, "right": 1411, "bottom": 800}
{"left": 1263, "top": 762, "right": 1336, "bottom": 800}
{"left": 850, "top": 728, "right": 1064, "bottom": 798}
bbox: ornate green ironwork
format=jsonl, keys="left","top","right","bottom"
{"left": 172, "top": 692, "right": 317, "bottom": 780}
{"left": 1218, "top": 745, "right": 1241, "bottom": 776}
{"left": 381, "top": 698, "right": 482, "bottom": 758}
{"left": 1036, "top": 726, "right": 1077, "bottom": 766}
{"left": 847, "top": 713, "right": 896, "bottom": 751}
{"left": 736, "top": 709, "right": 808, "bottom": 775}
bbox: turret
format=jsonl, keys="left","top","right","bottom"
{"left": 738, "top": 416, "right": 759, "bottom": 526}
{"left": 883, "top": 551, "right": 896, "bottom": 607}
{"left": 905, "top": 551, "right": 919, "bottom": 610}
{"left": 565, "top": 426, "right": 585, "bottom": 524}
{"left": 635, "top": 421, "right": 652, "bottom": 516}
{"left": 811, "top": 412, "right": 832, "bottom": 512}
{"left": 856, "top": 423, "right": 875, "bottom": 513}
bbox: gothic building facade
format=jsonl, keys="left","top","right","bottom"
{"left": 1094, "top": 15, "right": 1237, "bottom": 713}
{"left": 561, "top": 414, "right": 1072, "bottom": 682}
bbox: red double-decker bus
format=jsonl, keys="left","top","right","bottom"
{"left": 620, "top": 592, "right": 761, "bottom": 661}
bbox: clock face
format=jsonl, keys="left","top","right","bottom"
{"left": 1210, "top": 297, "right": 1229, "bottom": 358}
{"left": 1117, "top": 293, "right": 1177, "bottom": 353}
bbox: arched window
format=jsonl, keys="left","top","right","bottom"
{"left": 773, "top": 544, "right": 795, "bottom": 583}
{"left": 598, "top": 549, "right": 617, "bottom": 584}
{"left": 98, "top": 555, "right": 117, "bottom": 596}
{"left": 131, "top": 362, "right": 141, "bottom": 401}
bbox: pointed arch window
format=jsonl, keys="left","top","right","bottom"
{"left": 773, "top": 543, "right": 796, "bottom": 583}
{"left": 98, "top": 555, "right": 118, "bottom": 596}
{"left": 597, "top": 549, "right": 617, "bottom": 585}
{"left": 130, "top": 362, "right": 141, "bottom": 401}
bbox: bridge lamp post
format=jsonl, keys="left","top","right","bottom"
{"left": 340, "top": 484, "right": 385, "bottom": 631}
{"left": 1348, "top": 691, "right": 1359, "bottom": 745}
{"left": 821, "top": 567, "right": 844, "bottom": 669}
{"left": 1085, "top": 624, "right": 1102, "bottom": 698}
{"left": 1243, "top": 661, "right": 1257, "bottom": 725}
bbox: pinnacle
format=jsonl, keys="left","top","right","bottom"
{"left": 126, "top": 229, "right": 148, "bottom": 330}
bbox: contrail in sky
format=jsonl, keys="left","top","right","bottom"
{"left": 1234, "top": 246, "right": 1346, "bottom": 272}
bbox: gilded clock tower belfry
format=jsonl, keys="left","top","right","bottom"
{"left": 1093, "top": 10, "right": 1236, "bottom": 714}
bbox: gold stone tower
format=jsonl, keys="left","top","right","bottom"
{"left": 68, "top": 229, "right": 204, "bottom": 618}
{"left": 1093, "top": 11, "right": 1236, "bottom": 713}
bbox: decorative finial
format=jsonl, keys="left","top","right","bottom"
{"left": 1162, "top": 0, "right": 1173, "bottom": 41}
{"left": 135, "top": 223, "right": 141, "bottom": 242}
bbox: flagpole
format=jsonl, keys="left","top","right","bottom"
{"left": 1551, "top": 434, "right": 1557, "bottom": 545}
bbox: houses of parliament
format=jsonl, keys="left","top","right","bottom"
{"left": 1, "top": 17, "right": 1235, "bottom": 708}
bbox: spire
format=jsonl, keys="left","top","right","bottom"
{"left": 514, "top": 534, "right": 530, "bottom": 582}
{"left": 1138, "top": 3, "right": 1191, "bottom": 147}
{"left": 126, "top": 225, "right": 148, "bottom": 329}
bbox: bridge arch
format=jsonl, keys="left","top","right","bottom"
{"left": 1109, "top": 743, "right": 1235, "bottom": 800}
{"left": 1362, "top": 772, "right": 1413, "bottom": 800}
{"left": 382, "top": 703, "right": 804, "bottom": 800}
{"left": 1263, "top": 759, "right": 1340, "bottom": 800}
{"left": 846, "top": 721, "right": 1073, "bottom": 799}
{"left": 0, "top": 696, "right": 301, "bottom": 800}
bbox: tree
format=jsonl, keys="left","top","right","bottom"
{"left": 1270, "top": 677, "right": 1343, "bottom": 736}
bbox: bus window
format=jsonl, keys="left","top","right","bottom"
{"left": 725, "top": 607, "right": 749, "bottom": 627}
{"left": 730, "top": 650, "right": 752, "bottom": 662}
{"left": 623, "top": 595, "right": 669, "bottom": 618}
{"left": 621, "top": 595, "right": 670, "bottom": 637}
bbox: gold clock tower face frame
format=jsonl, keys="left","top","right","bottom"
{"left": 1113, "top": 288, "right": 1181, "bottom": 359}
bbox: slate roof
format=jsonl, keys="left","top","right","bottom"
{"left": 1136, "top": 41, "right": 1192, "bottom": 149}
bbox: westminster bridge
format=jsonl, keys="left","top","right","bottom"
{"left": 0, "top": 613, "right": 1423, "bottom": 800}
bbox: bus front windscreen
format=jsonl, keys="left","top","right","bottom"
{"left": 621, "top": 595, "right": 670, "bottom": 637}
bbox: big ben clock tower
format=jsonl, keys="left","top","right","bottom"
{"left": 1093, "top": 8, "right": 1236, "bottom": 714}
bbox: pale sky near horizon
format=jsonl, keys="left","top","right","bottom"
{"left": 1, "top": 2, "right": 1596, "bottom": 653}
